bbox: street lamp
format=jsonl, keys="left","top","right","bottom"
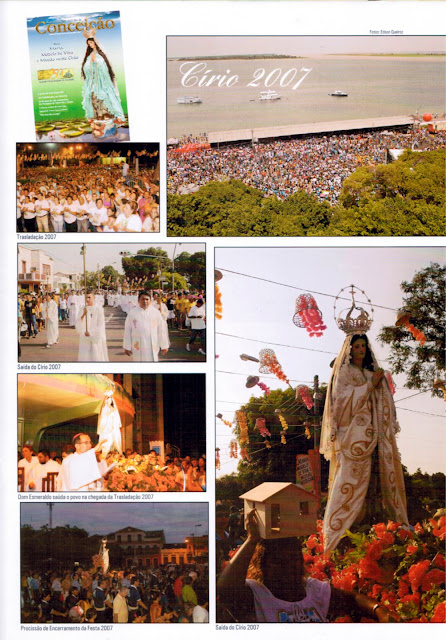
{"left": 239, "top": 353, "right": 260, "bottom": 363}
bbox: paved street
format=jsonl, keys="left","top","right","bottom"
{"left": 19, "top": 306, "right": 206, "bottom": 363}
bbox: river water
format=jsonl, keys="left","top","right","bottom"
{"left": 167, "top": 56, "right": 445, "bottom": 137}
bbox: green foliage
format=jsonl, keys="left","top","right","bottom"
{"left": 377, "top": 263, "right": 445, "bottom": 394}
{"left": 218, "top": 385, "right": 329, "bottom": 496}
{"left": 176, "top": 251, "right": 206, "bottom": 290}
{"left": 121, "top": 247, "right": 171, "bottom": 280}
{"left": 167, "top": 150, "right": 445, "bottom": 237}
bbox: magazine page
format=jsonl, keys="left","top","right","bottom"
{"left": 1, "top": 1, "right": 445, "bottom": 640}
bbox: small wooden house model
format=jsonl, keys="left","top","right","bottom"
{"left": 240, "top": 482, "right": 317, "bottom": 539}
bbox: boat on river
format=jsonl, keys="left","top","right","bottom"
{"left": 177, "top": 96, "right": 202, "bottom": 104}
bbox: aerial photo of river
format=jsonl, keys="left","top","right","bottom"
{"left": 167, "top": 37, "right": 445, "bottom": 137}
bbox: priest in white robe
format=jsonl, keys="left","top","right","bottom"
{"left": 59, "top": 433, "right": 108, "bottom": 491}
{"left": 18, "top": 445, "right": 39, "bottom": 491}
{"left": 75, "top": 293, "right": 109, "bottom": 361}
{"left": 42, "top": 294, "right": 59, "bottom": 348}
{"left": 28, "top": 450, "right": 61, "bottom": 491}
{"left": 67, "top": 292, "right": 77, "bottom": 327}
{"left": 123, "top": 291, "right": 169, "bottom": 361}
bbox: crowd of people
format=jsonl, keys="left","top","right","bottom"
{"left": 167, "top": 127, "right": 445, "bottom": 204}
{"left": 16, "top": 164, "right": 159, "bottom": 233}
{"left": 21, "top": 563, "right": 208, "bottom": 623}
{"left": 18, "top": 442, "right": 206, "bottom": 493}
{"left": 18, "top": 289, "right": 206, "bottom": 360}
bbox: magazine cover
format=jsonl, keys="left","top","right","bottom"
{"left": 27, "top": 11, "right": 130, "bottom": 141}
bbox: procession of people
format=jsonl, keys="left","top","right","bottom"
{"left": 21, "top": 563, "right": 208, "bottom": 623}
{"left": 18, "top": 289, "right": 206, "bottom": 361}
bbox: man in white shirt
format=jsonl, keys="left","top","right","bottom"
{"left": 63, "top": 195, "right": 79, "bottom": 233}
{"left": 186, "top": 299, "right": 206, "bottom": 355}
{"left": 123, "top": 291, "right": 169, "bottom": 361}
{"left": 75, "top": 292, "right": 109, "bottom": 361}
{"left": 28, "top": 450, "right": 61, "bottom": 491}
{"left": 89, "top": 198, "right": 108, "bottom": 232}
{"left": 35, "top": 194, "right": 51, "bottom": 233}
{"left": 113, "top": 584, "right": 129, "bottom": 623}
{"left": 18, "top": 445, "right": 39, "bottom": 491}
{"left": 21, "top": 196, "right": 37, "bottom": 232}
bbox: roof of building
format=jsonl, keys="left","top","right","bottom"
{"left": 240, "top": 482, "right": 317, "bottom": 502}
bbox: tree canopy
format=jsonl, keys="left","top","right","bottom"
{"left": 167, "top": 149, "right": 445, "bottom": 237}
{"left": 378, "top": 262, "right": 445, "bottom": 394}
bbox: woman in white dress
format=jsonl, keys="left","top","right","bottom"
{"left": 320, "top": 333, "right": 408, "bottom": 553}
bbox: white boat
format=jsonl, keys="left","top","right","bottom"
{"left": 259, "top": 90, "right": 281, "bottom": 101}
{"left": 177, "top": 96, "right": 202, "bottom": 104}
{"left": 329, "top": 90, "right": 348, "bottom": 97}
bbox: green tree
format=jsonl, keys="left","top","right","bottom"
{"left": 377, "top": 263, "right": 445, "bottom": 394}
{"left": 122, "top": 247, "right": 172, "bottom": 280}
{"left": 221, "top": 385, "right": 328, "bottom": 495}
{"left": 176, "top": 251, "right": 206, "bottom": 290}
{"left": 167, "top": 150, "right": 445, "bottom": 237}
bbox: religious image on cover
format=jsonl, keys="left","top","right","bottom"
{"left": 27, "top": 11, "right": 130, "bottom": 141}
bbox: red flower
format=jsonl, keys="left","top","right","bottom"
{"left": 430, "top": 602, "right": 446, "bottom": 623}
{"left": 433, "top": 525, "right": 446, "bottom": 541}
{"left": 374, "top": 523, "right": 387, "bottom": 538}
{"left": 408, "top": 616, "right": 428, "bottom": 623}
{"left": 371, "top": 584, "right": 382, "bottom": 599}
{"left": 387, "top": 521, "right": 400, "bottom": 532}
{"left": 397, "top": 528, "right": 413, "bottom": 541}
{"left": 406, "top": 544, "right": 418, "bottom": 555}
{"left": 414, "top": 522, "right": 424, "bottom": 535}
{"left": 408, "top": 560, "right": 430, "bottom": 592}
{"left": 380, "top": 532, "right": 395, "bottom": 547}
{"left": 438, "top": 515, "right": 446, "bottom": 529}
{"left": 365, "top": 539, "right": 383, "bottom": 561}
{"left": 398, "top": 577, "right": 410, "bottom": 598}
{"left": 421, "top": 569, "right": 446, "bottom": 592}
{"left": 334, "top": 615, "right": 353, "bottom": 623}
{"left": 306, "top": 536, "right": 317, "bottom": 550}
{"left": 400, "top": 593, "right": 421, "bottom": 607}
{"left": 315, "top": 543, "right": 325, "bottom": 554}
{"left": 433, "top": 553, "right": 445, "bottom": 569}
{"left": 358, "top": 557, "right": 383, "bottom": 582}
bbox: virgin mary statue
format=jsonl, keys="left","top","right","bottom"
{"left": 97, "top": 390, "right": 123, "bottom": 457}
{"left": 320, "top": 287, "right": 408, "bottom": 553}
{"left": 81, "top": 28, "right": 125, "bottom": 125}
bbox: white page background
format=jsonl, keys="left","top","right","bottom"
{"left": 1, "top": 1, "right": 444, "bottom": 638}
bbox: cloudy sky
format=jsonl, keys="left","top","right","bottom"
{"left": 21, "top": 502, "right": 208, "bottom": 542}
{"left": 168, "top": 35, "right": 446, "bottom": 58}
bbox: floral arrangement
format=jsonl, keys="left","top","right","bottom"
{"left": 255, "top": 418, "right": 271, "bottom": 438}
{"left": 229, "top": 440, "right": 238, "bottom": 459}
{"left": 104, "top": 454, "right": 179, "bottom": 492}
{"left": 399, "top": 316, "right": 426, "bottom": 346}
{"left": 91, "top": 554, "right": 103, "bottom": 570}
{"left": 260, "top": 350, "right": 290, "bottom": 386}
{"left": 257, "top": 381, "right": 271, "bottom": 395}
{"left": 296, "top": 385, "right": 314, "bottom": 410}
{"left": 302, "top": 516, "right": 445, "bottom": 622}
{"left": 293, "top": 294, "right": 327, "bottom": 337}
{"left": 215, "top": 284, "right": 223, "bottom": 320}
